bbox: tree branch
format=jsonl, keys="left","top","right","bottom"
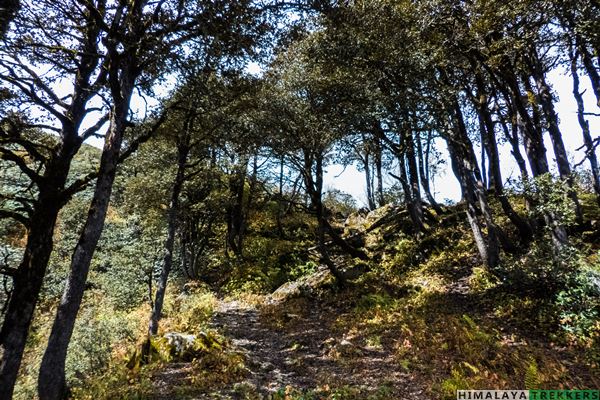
{"left": 61, "top": 109, "right": 170, "bottom": 201}
{"left": 81, "top": 113, "right": 110, "bottom": 140}
{"left": 0, "top": 147, "right": 43, "bottom": 185}
{"left": 0, "top": 209, "right": 29, "bottom": 227}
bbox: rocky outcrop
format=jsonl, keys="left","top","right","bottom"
{"left": 269, "top": 266, "right": 333, "bottom": 303}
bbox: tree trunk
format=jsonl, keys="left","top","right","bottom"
{"left": 499, "top": 107, "right": 530, "bottom": 183}
{"left": 374, "top": 136, "right": 385, "bottom": 207}
{"left": 528, "top": 54, "right": 583, "bottom": 223}
{"left": 148, "top": 140, "right": 189, "bottom": 336}
{"left": 372, "top": 120, "right": 425, "bottom": 233}
{"left": 38, "top": 74, "right": 135, "bottom": 400}
{"left": 416, "top": 131, "right": 443, "bottom": 214}
{"left": 473, "top": 70, "right": 533, "bottom": 243}
{"left": 447, "top": 141, "right": 490, "bottom": 265}
{"left": 0, "top": 0, "right": 19, "bottom": 37}
{"left": 276, "top": 155, "right": 287, "bottom": 239}
{"left": 492, "top": 81, "right": 539, "bottom": 220}
{"left": 406, "top": 130, "right": 426, "bottom": 232}
{"left": 394, "top": 150, "right": 426, "bottom": 234}
{"left": 226, "top": 155, "right": 248, "bottom": 257}
{"left": 486, "top": 62, "right": 556, "bottom": 240}
{"left": 363, "top": 150, "right": 376, "bottom": 210}
{"left": 304, "top": 151, "right": 346, "bottom": 286}
{"left": 514, "top": 74, "right": 550, "bottom": 178}
{"left": 0, "top": 6, "right": 103, "bottom": 392}
{"left": 513, "top": 72, "right": 569, "bottom": 249}
{"left": 0, "top": 194, "right": 62, "bottom": 400}
{"left": 578, "top": 41, "right": 600, "bottom": 109}
{"left": 571, "top": 48, "right": 600, "bottom": 204}
{"left": 479, "top": 121, "right": 489, "bottom": 190}
{"left": 440, "top": 92, "right": 502, "bottom": 269}
{"left": 0, "top": 129, "right": 81, "bottom": 400}
{"left": 321, "top": 218, "right": 368, "bottom": 260}
{"left": 244, "top": 153, "right": 258, "bottom": 231}
{"left": 453, "top": 100, "right": 501, "bottom": 269}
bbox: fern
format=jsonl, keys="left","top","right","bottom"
{"left": 524, "top": 358, "right": 541, "bottom": 389}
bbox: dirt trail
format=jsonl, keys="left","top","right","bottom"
{"left": 152, "top": 297, "right": 427, "bottom": 399}
{"left": 211, "top": 300, "right": 318, "bottom": 392}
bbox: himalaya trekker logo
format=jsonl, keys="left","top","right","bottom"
{"left": 457, "top": 391, "right": 600, "bottom": 400}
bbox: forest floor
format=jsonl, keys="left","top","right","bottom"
{"left": 150, "top": 294, "right": 429, "bottom": 399}
{"left": 146, "top": 201, "right": 600, "bottom": 399}
{"left": 148, "top": 268, "right": 598, "bottom": 400}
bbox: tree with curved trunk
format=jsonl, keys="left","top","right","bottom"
{"left": 149, "top": 128, "right": 190, "bottom": 337}
{"left": 569, "top": 46, "right": 600, "bottom": 205}
{"left": 37, "top": 1, "right": 269, "bottom": 397}
{"left": 0, "top": 2, "right": 109, "bottom": 396}
{"left": 470, "top": 65, "right": 533, "bottom": 244}
{"left": 448, "top": 98, "right": 501, "bottom": 271}
{"left": 37, "top": 1, "right": 163, "bottom": 395}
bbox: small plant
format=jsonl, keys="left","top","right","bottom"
{"left": 441, "top": 368, "right": 471, "bottom": 399}
{"left": 524, "top": 358, "right": 541, "bottom": 389}
{"left": 556, "top": 265, "right": 600, "bottom": 341}
{"left": 355, "top": 293, "right": 395, "bottom": 312}
{"left": 469, "top": 267, "right": 499, "bottom": 292}
{"left": 523, "top": 174, "right": 577, "bottom": 228}
{"left": 289, "top": 260, "right": 319, "bottom": 281}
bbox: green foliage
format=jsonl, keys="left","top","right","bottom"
{"left": 288, "top": 260, "right": 319, "bottom": 281}
{"left": 161, "top": 289, "right": 216, "bottom": 334}
{"left": 556, "top": 263, "right": 600, "bottom": 341}
{"left": 72, "top": 289, "right": 221, "bottom": 399}
{"left": 13, "top": 295, "right": 141, "bottom": 400}
{"left": 390, "top": 237, "right": 419, "bottom": 269}
{"left": 501, "top": 240, "right": 583, "bottom": 291}
{"left": 441, "top": 368, "right": 471, "bottom": 399}
{"left": 66, "top": 306, "right": 137, "bottom": 387}
{"left": 92, "top": 215, "right": 161, "bottom": 311}
{"left": 469, "top": 267, "right": 499, "bottom": 292}
{"left": 524, "top": 174, "right": 577, "bottom": 228}
{"left": 187, "top": 345, "right": 247, "bottom": 391}
{"left": 323, "top": 188, "right": 357, "bottom": 217}
{"left": 355, "top": 293, "right": 395, "bottom": 312}
{"left": 524, "top": 358, "right": 541, "bottom": 389}
{"left": 70, "top": 363, "right": 155, "bottom": 400}
{"left": 145, "top": 330, "right": 224, "bottom": 364}
{"left": 222, "top": 262, "right": 276, "bottom": 294}
{"left": 267, "top": 384, "right": 396, "bottom": 400}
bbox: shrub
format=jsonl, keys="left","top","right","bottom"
{"left": 556, "top": 264, "right": 600, "bottom": 341}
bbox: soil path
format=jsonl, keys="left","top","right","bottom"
{"left": 152, "top": 297, "right": 427, "bottom": 399}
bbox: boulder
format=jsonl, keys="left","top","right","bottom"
{"left": 164, "top": 332, "right": 197, "bottom": 354}
{"left": 269, "top": 266, "right": 332, "bottom": 302}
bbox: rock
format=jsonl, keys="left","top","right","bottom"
{"left": 269, "top": 261, "right": 371, "bottom": 304}
{"left": 164, "top": 332, "right": 197, "bottom": 354}
{"left": 150, "top": 330, "right": 223, "bottom": 363}
{"left": 344, "top": 212, "right": 368, "bottom": 236}
{"left": 364, "top": 204, "right": 400, "bottom": 226}
{"left": 269, "top": 267, "right": 332, "bottom": 302}
{"left": 345, "top": 204, "right": 405, "bottom": 237}
{"left": 322, "top": 337, "right": 362, "bottom": 358}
